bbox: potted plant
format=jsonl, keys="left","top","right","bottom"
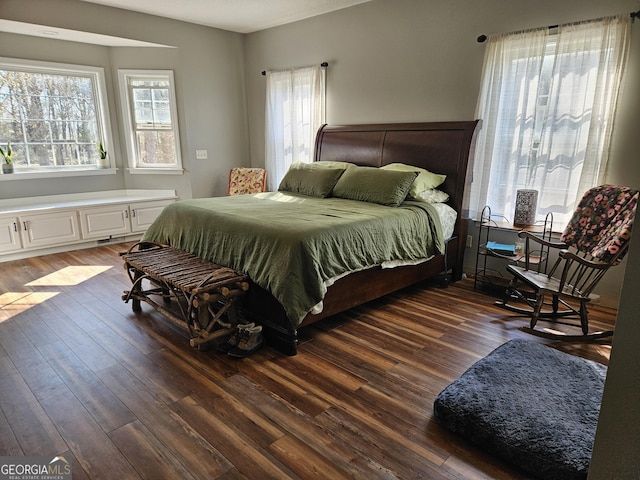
{"left": 97, "top": 141, "right": 109, "bottom": 168}
{"left": 0, "top": 142, "right": 13, "bottom": 174}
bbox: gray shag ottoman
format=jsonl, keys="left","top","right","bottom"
{"left": 433, "top": 339, "right": 606, "bottom": 480}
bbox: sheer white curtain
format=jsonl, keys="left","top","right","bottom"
{"left": 265, "top": 65, "right": 325, "bottom": 192}
{"left": 468, "top": 15, "right": 630, "bottom": 226}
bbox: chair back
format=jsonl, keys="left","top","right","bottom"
{"left": 227, "top": 167, "right": 267, "bottom": 195}
{"left": 560, "top": 185, "right": 638, "bottom": 265}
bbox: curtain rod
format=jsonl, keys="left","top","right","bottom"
{"left": 477, "top": 10, "right": 640, "bottom": 43}
{"left": 262, "top": 62, "right": 328, "bottom": 76}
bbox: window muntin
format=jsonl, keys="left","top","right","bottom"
{"left": 0, "top": 58, "right": 112, "bottom": 173}
{"left": 119, "top": 70, "right": 182, "bottom": 173}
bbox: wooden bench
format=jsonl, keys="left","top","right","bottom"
{"left": 121, "top": 242, "right": 249, "bottom": 350}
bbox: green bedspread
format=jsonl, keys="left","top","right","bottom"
{"left": 142, "top": 192, "right": 444, "bottom": 326}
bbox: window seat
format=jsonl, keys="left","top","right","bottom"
{"left": 0, "top": 189, "right": 177, "bottom": 262}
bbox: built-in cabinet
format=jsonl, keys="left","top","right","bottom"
{"left": 80, "top": 200, "right": 172, "bottom": 240}
{"left": 0, "top": 190, "right": 176, "bottom": 260}
{"left": 23, "top": 210, "right": 82, "bottom": 250}
{"left": 0, "top": 216, "right": 22, "bottom": 253}
{"left": 0, "top": 209, "right": 82, "bottom": 254}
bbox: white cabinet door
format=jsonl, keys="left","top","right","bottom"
{"left": 80, "top": 205, "right": 131, "bottom": 239}
{"left": 20, "top": 210, "right": 81, "bottom": 249}
{"left": 129, "top": 200, "right": 173, "bottom": 233}
{"left": 0, "top": 216, "right": 21, "bottom": 254}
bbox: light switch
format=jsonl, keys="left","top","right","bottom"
{"left": 196, "top": 149, "right": 208, "bottom": 160}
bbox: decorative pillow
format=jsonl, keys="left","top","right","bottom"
{"left": 278, "top": 163, "right": 345, "bottom": 198}
{"left": 561, "top": 184, "right": 639, "bottom": 264}
{"left": 431, "top": 203, "right": 457, "bottom": 240}
{"left": 380, "top": 163, "right": 446, "bottom": 198}
{"left": 414, "top": 189, "right": 450, "bottom": 203}
{"left": 288, "top": 160, "right": 354, "bottom": 170}
{"left": 314, "top": 161, "right": 356, "bottom": 170}
{"left": 331, "top": 166, "right": 418, "bottom": 207}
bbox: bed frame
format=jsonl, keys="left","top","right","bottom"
{"left": 242, "top": 120, "right": 479, "bottom": 355}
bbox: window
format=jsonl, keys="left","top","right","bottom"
{"left": 468, "top": 16, "right": 630, "bottom": 226}
{"left": 118, "top": 70, "right": 182, "bottom": 173}
{"left": 0, "top": 57, "right": 113, "bottom": 175}
{"left": 265, "top": 64, "right": 326, "bottom": 191}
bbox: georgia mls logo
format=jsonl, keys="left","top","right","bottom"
{"left": 0, "top": 455, "right": 72, "bottom": 480}
{"left": 49, "top": 456, "right": 71, "bottom": 475}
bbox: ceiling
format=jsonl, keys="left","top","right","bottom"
{"left": 0, "top": 0, "right": 373, "bottom": 47}
{"left": 0, "top": 19, "right": 173, "bottom": 47}
{"left": 79, "top": 0, "right": 374, "bottom": 34}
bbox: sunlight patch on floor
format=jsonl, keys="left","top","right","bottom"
{"left": 0, "top": 265, "right": 112, "bottom": 322}
{"left": 0, "top": 291, "right": 60, "bottom": 322}
{"left": 25, "top": 265, "right": 112, "bottom": 286}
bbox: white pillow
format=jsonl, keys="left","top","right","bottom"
{"left": 414, "top": 189, "right": 450, "bottom": 203}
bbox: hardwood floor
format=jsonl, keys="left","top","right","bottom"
{"left": 0, "top": 243, "right": 616, "bottom": 479}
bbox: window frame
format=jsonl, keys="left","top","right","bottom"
{"left": 469, "top": 16, "right": 630, "bottom": 227}
{"left": 0, "top": 57, "right": 115, "bottom": 180}
{"left": 118, "top": 69, "right": 183, "bottom": 175}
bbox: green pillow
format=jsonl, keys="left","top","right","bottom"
{"left": 315, "top": 160, "right": 356, "bottom": 170}
{"left": 288, "top": 160, "right": 354, "bottom": 170}
{"left": 332, "top": 166, "right": 418, "bottom": 207}
{"left": 278, "top": 163, "right": 345, "bottom": 198}
{"left": 380, "top": 163, "right": 446, "bottom": 198}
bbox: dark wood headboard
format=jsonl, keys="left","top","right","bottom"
{"left": 244, "top": 121, "right": 480, "bottom": 353}
{"left": 313, "top": 121, "right": 479, "bottom": 220}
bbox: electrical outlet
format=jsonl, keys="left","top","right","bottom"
{"left": 195, "top": 149, "right": 208, "bottom": 160}
{"left": 466, "top": 235, "right": 473, "bottom": 248}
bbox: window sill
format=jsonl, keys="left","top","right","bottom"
{"left": 127, "top": 167, "right": 184, "bottom": 175}
{"left": 0, "top": 168, "right": 118, "bottom": 181}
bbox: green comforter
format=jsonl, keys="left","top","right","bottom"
{"left": 142, "top": 192, "right": 444, "bottom": 325}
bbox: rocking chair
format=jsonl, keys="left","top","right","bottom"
{"left": 497, "top": 184, "right": 638, "bottom": 340}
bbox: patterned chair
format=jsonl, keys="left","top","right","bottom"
{"left": 497, "top": 184, "right": 638, "bottom": 339}
{"left": 227, "top": 167, "right": 267, "bottom": 195}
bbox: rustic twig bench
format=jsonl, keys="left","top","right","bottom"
{"left": 121, "top": 242, "right": 249, "bottom": 350}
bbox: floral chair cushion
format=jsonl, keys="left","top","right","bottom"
{"left": 228, "top": 167, "right": 267, "bottom": 195}
{"left": 561, "top": 184, "right": 638, "bottom": 264}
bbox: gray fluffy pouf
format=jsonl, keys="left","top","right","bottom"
{"left": 433, "top": 339, "right": 607, "bottom": 480}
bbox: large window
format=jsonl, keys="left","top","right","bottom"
{"left": 265, "top": 64, "right": 325, "bottom": 191}
{"left": 468, "top": 15, "right": 630, "bottom": 226}
{"left": 118, "top": 70, "right": 182, "bottom": 173}
{"left": 0, "top": 58, "right": 113, "bottom": 174}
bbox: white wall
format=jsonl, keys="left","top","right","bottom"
{"left": 589, "top": 220, "right": 640, "bottom": 477}
{"left": 244, "top": 0, "right": 640, "bottom": 308}
{"left": 0, "top": 0, "right": 250, "bottom": 200}
{"left": 1, "top": 0, "right": 639, "bottom": 473}
{"left": 3, "top": 0, "right": 637, "bottom": 292}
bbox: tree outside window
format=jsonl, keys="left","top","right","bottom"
{"left": 0, "top": 58, "right": 112, "bottom": 173}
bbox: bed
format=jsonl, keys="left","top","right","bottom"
{"left": 142, "top": 121, "right": 479, "bottom": 354}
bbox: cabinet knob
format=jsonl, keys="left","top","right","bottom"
{"left": 132, "top": 209, "right": 136, "bottom": 217}
{"left": 13, "top": 222, "right": 17, "bottom": 232}
{"left": 124, "top": 210, "right": 129, "bottom": 219}
{"left": 23, "top": 221, "right": 28, "bottom": 231}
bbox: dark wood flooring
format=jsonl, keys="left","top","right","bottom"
{"left": 0, "top": 243, "right": 616, "bottom": 479}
